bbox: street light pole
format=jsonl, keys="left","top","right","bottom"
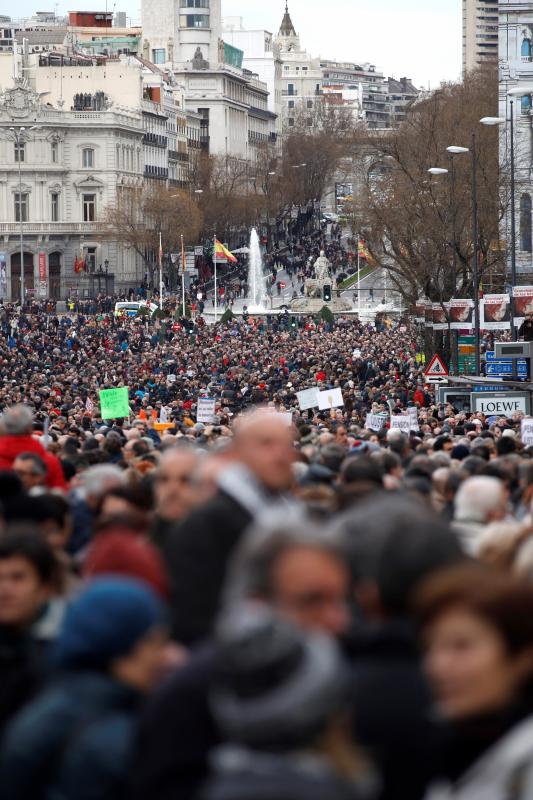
{"left": 471, "top": 131, "right": 481, "bottom": 376}
{"left": 509, "top": 99, "right": 517, "bottom": 339}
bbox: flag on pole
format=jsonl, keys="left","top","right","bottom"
{"left": 181, "top": 234, "right": 186, "bottom": 274}
{"left": 74, "top": 255, "right": 79, "bottom": 274}
{"left": 159, "top": 233, "right": 163, "bottom": 267}
{"left": 358, "top": 239, "right": 376, "bottom": 265}
{"left": 214, "top": 239, "right": 237, "bottom": 264}
{"left": 85, "top": 396, "right": 94, "bottom": 415}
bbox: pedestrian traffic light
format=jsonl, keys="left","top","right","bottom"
{"left": 291, "top": 316, "right": 297, "bottom": 328}
{"left": 323, "top": 285, "right": 332, "bottom": 302}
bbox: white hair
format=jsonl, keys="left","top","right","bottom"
{"left": 81, "top": 464, "right": 126, "bottom": 499}
{"left": 454, "top": 476, "right": 506, "bottom": 523}
{"left": 0, "top": 405, "right": 34, "bottom": 436}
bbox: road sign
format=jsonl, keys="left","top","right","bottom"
{"left": 485, "top": 351, "right": 527, "bottom": 378}
{"left": 425, "top": 354, "right": 449, "bottom": 377}
{"left": 427, "top": 376, "right": 449, "bottom": 385}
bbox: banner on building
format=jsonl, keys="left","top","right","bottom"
{"left": 414, "top": 301, "right": 426, "bottom": 323}
{"left": 449, "top": 299, "right": 474, "bottom": 330}
{"left": 480, "top": 294, "right": 511, "bottom": 330}
{"left": 513, "top": 286, "right": 533, "bottom": 328}
{"left": 432, "top": 303, "right": 450, "bottom": 331}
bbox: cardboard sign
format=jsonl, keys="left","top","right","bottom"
{"left": 365, "top": 414, "right": 386, "bottom": 431}
{"left": 296, "top": 387, "right": 320, "bottom": 411}
{"left": 197, "top": 397, "right": 216, "bottom": 423}
{"left": 521, "top": 417, "right": 533, "bottom": 447}
{"left": 99, "top": 387, "right": 130, "bottom": 420}
{"left": 390, "top": 415, "right": 411, "bottom": 434}
{"left": 317, "top": 388, "right": 344, "bottom": 410}
{"left": 407, "top": 406, "right": 419, "bottom": 431}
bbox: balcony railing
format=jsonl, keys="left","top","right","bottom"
{"left": 0, "top": 222, "right": 103, "bottom": 234}
{"left": 143, "top": 132, "right": 168, "bottom": 148}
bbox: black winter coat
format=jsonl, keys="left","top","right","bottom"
{"left": 165, "top": 491, "right": 253, "bottom": 644}
{"left": 344, "top": 620, "right": 444, "bottom": 800}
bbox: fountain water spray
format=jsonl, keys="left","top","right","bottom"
{"left": 247, "top": 228, "right": 268, "bottom": 311}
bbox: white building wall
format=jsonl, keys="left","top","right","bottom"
{"left": 499, "top": 1, "right": 533, "bottom": 278}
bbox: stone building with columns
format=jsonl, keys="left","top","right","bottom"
{"left": 0, "top": 77, "right": 144, "bottom": 300}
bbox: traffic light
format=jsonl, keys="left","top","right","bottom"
{"left": 323, "top": 284, "right": 332, "bottom": 302}
{"left": 291, "top": 316, "right": 297, "bottom": 328}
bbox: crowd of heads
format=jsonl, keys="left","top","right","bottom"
{"left": 1, "top": 295, "right": 533, "bottom": 799}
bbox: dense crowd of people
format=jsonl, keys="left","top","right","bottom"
{"left": 2, "top": 270, "right": 533, "bottom": 799}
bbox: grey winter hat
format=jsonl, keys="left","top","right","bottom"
{"left": 210, "top": 604, "right": 348, "bottom": 748}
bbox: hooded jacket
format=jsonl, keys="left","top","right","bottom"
{"left": 0, "top": 434, "right": 66, "bottom": 489}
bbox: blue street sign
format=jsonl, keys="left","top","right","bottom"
{"left": 485, "top": 351, "right": 528, "bottom": 378}
{"left": 472, "top": 385, "right": 512, "bottom": 392}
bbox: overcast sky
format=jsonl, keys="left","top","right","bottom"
{"left": 13, "top": 0, "right": 462, "bottom": 88}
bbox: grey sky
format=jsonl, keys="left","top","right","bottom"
{"left": 12, "top": 0, "right": 462, "bottom": 88}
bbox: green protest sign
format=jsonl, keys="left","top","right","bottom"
{"left": 99, "top": 387, "right": 130, "bottom": 420}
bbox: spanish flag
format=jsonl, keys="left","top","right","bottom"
{"left": 214, "top": 239, "right": 237, "bottom": 264}
{"left": 358, "top": 239, "right": 376, "bottom": 266}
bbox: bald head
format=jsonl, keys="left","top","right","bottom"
{"left": 233, "top": 410, "right": 295, "bottom": 492}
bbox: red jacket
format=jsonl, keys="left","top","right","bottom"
{"left": 0, "top": 435, "right": 66, "bottom": 490}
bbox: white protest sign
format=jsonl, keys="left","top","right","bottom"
{"left": 167, "top": 374, "right": 177, "bottom": 383}
{"left": 197, "top": 397, "right": 216, "bottom": 423}
{"left": 318, "top": 387, "right": 344, "bottom": 410}
{"left": 407, "top": 407, "right": 419, "bottom": 431}
{"left": 521, "top": 417, "right": 533, "bottom": 447}
{"left": 297, "top": 387, "right": 320, "bottom": 411}
{"left": 390, "top": 415, "right": 411, "bottom": 434}
{"left": 365, "top": 414, "right": 386, "bottom": 431}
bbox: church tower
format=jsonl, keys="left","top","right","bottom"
{"left": 276, "top": 2, "right": 301, "bottom": 53}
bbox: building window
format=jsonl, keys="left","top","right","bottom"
{"left": 82, "top": 193, "right": 96, "bottom": 222}
{"left": 14, "top": 141, "right": 25, "bottom": 163}
{"left": 520, "top": 193, "right": 532, "bottom": 252}
{"left": 522, "top": 38, "right": 532, "bottom": 59}
{"left": 307, "top": 100, "right": 313, "bottom": 108}
{"left": 179, "top": 0, "right": 209, "bottom": 6}
{"left": 51, "top": 192, "right": 59, "bottom": 222}
{"left": 152, "top": 48, "right": 166, "bottom": 64}
{"left": 287, "top": 83, "right": 294, "bottom": 96}
{"left": 288, "top": 118, "right": 295, "bottom": 127}
{"left": 51, "top": 141, "right": 58, "bottom": 163}
{"left": 179, "top": 14, "right": 209, "bottom": 27}
{"left": 521, "top": 94, "right": 532, "bottom": 114}
{"left": 82, "top": 147, "right": 95, "bottom": 168}
{"left": 288, "top": 100, "right": 294, "bottom": 108}
{"left": 14, "top": 192, "right": 28, "bottom": 222}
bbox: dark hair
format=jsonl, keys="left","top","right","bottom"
{"left": 337, "top": 493, "right": 464, "bottom": 613}
{"left": 0, "top": 528, "right": 57, "bottom": 584}
{"left": 496, "top": 437, "right": 517, "bottom": 457}
{"left": 14, "top": 451, "right": 47, "bottom": 476}
{"left": 416, "top": 564, "right": 533, "bottom": 656}
{"left": 340, "top": 456, "right": 383, "bottom": 487}
{"left": 433, "top": 435, "right": 452, "bottom": 452}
